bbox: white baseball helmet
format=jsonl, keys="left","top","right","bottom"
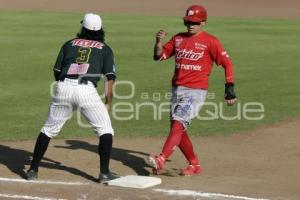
{"left": 81, "top": 13, "right": 102, "bottom": 31}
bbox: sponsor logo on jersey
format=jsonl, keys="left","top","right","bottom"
{"left": 175, "top": 49, "right": 204, "bottom": 61}
{"left": 176, "top": 63, "right": 202, "bottom": 71}
{"left": 195, "top": 43, "right": 207, "bottom": 50}
{"left": 175, "top": 38, "right": 183, "bottom": 47}
{"left": 72, "top": 39, "right": 104, "bottom": 49}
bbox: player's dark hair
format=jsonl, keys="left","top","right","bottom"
{"left": 77, "top": 27, "right": 105, "bottom": 42}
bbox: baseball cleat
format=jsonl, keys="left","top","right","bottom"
{"left": 180, "top": 164, "right": 202, "bottom": 176}
{"left": 26, "top": 169, "right": 38, "bottom": 180}
{"left": 99, "top": 171, "right": 120, "bottom": 183}
{"left": 147, "top": 154, "right": 165, "bottom": 175}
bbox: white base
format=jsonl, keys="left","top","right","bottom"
{"left": 106, "top": 175, "right": 162, "bottom": 189}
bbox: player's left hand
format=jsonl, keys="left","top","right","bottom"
{"left": 224, "top": 83, "right": 237, "bottom": 106}
{"left": 226, "top": 98, "right": 237, "bottom": 106}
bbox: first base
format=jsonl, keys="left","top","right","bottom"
{"left": 106, "top": 175, "right": 161, "bottom": 189}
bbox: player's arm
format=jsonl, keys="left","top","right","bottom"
{"left": 153, "top": 30, "right": 175, "bottom": 61}
{"left": 153, "top": 30, "right": 167, "bottom": 60}
{"left": 211, "top": 38, "right": 237, "bottom": 106}
{"left": 221, "top": 57, "right": 236, "bottom": 106}
{"left": 102, "top": 46, "right": 116, "bottom": 112}
{"left": 104, "top": 79, "right": 114, "bottom": 112}
{"left": 53, "top": 46, "right": 64, "bottom": 81}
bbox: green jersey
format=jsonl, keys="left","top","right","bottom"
{"left": 53, "top": 38, "right": 116, "bottom": 87}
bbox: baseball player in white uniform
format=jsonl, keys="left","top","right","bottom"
{"left": 26, "top": 13, "right": 120, "bottom": 183}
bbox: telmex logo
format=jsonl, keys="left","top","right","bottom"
{"left": 176, "top": 49, "right": 204, "bottom": 60}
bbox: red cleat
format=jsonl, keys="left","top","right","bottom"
{"left": 180, "top": 164, "right": 202, "bottom": 176}
{"left": 147, "top": 154, "right": 165, "bottom": 175}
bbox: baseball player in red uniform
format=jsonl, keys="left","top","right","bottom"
{"left": 148, "top": 5, "right": 237, "bottom": 176}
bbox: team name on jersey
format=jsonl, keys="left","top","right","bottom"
{"left": 175, "top": 49, "right": 204, "bottom": 61}
{"left": 72, "top": 39, "right": 104, "bottom": 49}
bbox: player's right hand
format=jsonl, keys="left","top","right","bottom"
{"left": 156, "top": 30, "right": 168, "bottom": 42}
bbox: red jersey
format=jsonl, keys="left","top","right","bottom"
{"left": 159, "top": 31, "right": 234, "bottom": 89}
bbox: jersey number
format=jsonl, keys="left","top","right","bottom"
{"left": 76, "top": 47, "right": 91, "bottom": 63}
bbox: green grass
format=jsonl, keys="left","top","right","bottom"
{"left": 0, "top": 11, "right": 299, "bottom": 140}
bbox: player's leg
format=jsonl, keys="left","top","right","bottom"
{"left": 148, "top": 86, "right": 187, "bottom": 174}
{"left": 178, "top": 131, "right": 202, "bottom": 175}
{"left": 148, "top": 120, "right": 185, "bottom": 174}
{"left": 27, "top": 82, "right": 74, "bottom": 180}
{"left": 26, "top": 132, "right": 51, "bottom": 180}
{"left": 178, "top": 88, "right": 207, "bottom": 175}
{"left": 97, "top": 133, "right": 119, "bottom": 182}
{"left": 77, "top": 85, "right": 119, "bottom": 182}
{"left": 148, "top": 86, "right": 207, "bottom": 175}
{"left": 161, "top": 120, "right": 185, "bottom": 158}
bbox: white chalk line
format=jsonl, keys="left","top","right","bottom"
{"left": 0, "top": 177, "right": 89, "bottom": 186}
{"left": 1, "top": 177, "right": 270, "bottom": 200}
{"left": 153, "top": 189, "right": 271, "bottom": 200}
{"left": 0, "top": 193, "right": 67, "bottom": 200}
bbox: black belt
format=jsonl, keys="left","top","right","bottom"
{"left": 59, "top": 76, "right": 95, "bottom": 87}
{"left": 62, "top": 75, "right": 80, "bottom": 80}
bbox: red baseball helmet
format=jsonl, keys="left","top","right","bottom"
{"left": 183, "top": 5, "right": 207, "bottom": 22}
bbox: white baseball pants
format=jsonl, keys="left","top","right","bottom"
{"left": 41, "top": 78, "right": 114, "bottom": 138}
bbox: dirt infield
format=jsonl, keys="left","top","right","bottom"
{"left": 1, "top": 0, "right": 300, "bottom": 199}
{"left": 1, "top": 118, "right": 300, "bottom": 199}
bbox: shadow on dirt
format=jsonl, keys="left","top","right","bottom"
{"left": 55, "top": 140, "right": 151, "bottom": 176}
{"left": 0, "top": 144, "right": 98, "bottom": 182}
